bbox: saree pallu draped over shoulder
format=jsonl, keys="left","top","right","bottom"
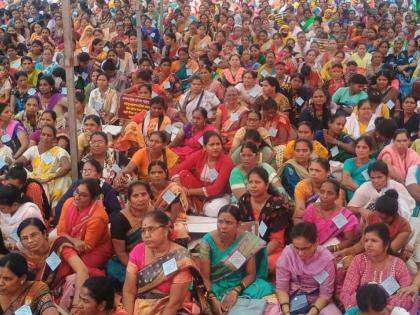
{"left": 134, "top": 248, "right": 206, "bottom": 315}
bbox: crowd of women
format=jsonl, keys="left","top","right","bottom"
{"left": 0, "top": 0, "right": 419, "bottom": 314}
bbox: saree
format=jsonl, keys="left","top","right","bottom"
{"left": 25, "top": 236, "right": 77, "bottom": 309}
{"left": 414, "top": 166, "right": 420, "bottom": 217}
{"left": 218, "top": 104, "right": 249, "bottom": 151}
{"left": 154, "top": 182, "right": 189, "bottom": 240}
{"left": 59, "top": 198, "right": 112, "bottom": 274}
{"left": 130, "top": 244, "right": 206, "bottom": 315}
{"left": 1, "top": 119, "right": 25, "bottom": 153}
{"left": 303, "top": 204, "right": 359, "bottom": 245}
{"left": 171, "top": 123, "right": 215, "bottom": 161}
{"left": 200, "top": 231, "right": 273, "bottom": 300}
{"left": 1, "top": 281, "right": 56, "bottom": 315}
{"left": 28, "top": 146, "right": 72, "bottom": 208}
{"left": 114, "top": 121, "right": 145, "bottom": 154}
{"left": 378, "top": 144, "right": 420, "bottom": 181}
{"left": 173, "top": 60, "right": 199, "bottom": 91}
{"left": 278, "top": 159, "right": 310, "bottom": 198}
{"left": 140, "top": 111, "right": 171, "bottom": 139}
{"left": 107, "top": 210, "right": 142, "bottom": 284}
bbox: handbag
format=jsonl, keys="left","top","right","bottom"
{"left": 289, "top": 293, "right": 311, "bottom": 315}
{"left": 227, "top": 297, "right": 267, "bottom": 315}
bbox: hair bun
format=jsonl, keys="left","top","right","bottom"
{"left": 384, "top": 189, "right": 398, "bottom": 200}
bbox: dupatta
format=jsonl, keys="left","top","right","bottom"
{"left": 277, "top": 159, "right": 310, "bottom": 180}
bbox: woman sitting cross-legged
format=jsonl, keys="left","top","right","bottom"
{"left": 199, "top": 205, "right": 273, "bottom": 315}
{"left": 170, "top": 131, "right": 234, "bottom": 217}
{"left": 237, "top": 166, "right": 292, "bottom": 274}
{"left": 340, "top": 223, "right": 417, "bottom": 314}
{"left": 18, "top": 218, "right": 89, "bottom": 311}
{"left": 276, "top": 222, "right": 342, "bottom": 315}
{"left": 122, "top": 210, "right": 205, "bottom": 315}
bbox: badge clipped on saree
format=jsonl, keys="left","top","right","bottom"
{"left": 162, "top": 257, "right": 178, "bottom": 276}
{"left": 228, "top": 250, "right": 247, "bottom": 270}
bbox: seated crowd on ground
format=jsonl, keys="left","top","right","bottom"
{"left": 0, "top": 0, "right": 419, "bottom": 314}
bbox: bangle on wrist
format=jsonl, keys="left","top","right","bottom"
{"left": 311, "top": 305, "right": 320, "bottom": 314}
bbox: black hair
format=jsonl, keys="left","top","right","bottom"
{"left": 41, "top": 109, "right": 56, "bottom": 122}
{"left": 375, "top": 189, "right": 399, "bottom": 217}
{"left": 148, "top": 160, "right": 169, "bottom": 180}
{"left": 242, "top": 70, "right": 257, "bottom": 79}
{"left": 203, "top": 130, "right": 222, "bottom": 146}
{"left": 356, "top": 284, "right": 387, "bottom": 312}
{"left": 354, "top": 135, "right": 374, "bottom": 150}
{"left": 364, "top": 223, "right": 391, "bottom": 250}
{"left": 149, "top": 130, "right": 167, "bottom": 144}
{"left": 0, "top": 103, "right": 8, "bottom": 114}
{"left": 38, "top": 76, "right": 58, "bottom": 94}
{"left": 41, "top": 124, "right": 57, "bottom": 137}
{"left": 0, "top": 185, "right": 31, "bottom": 205}
{"left": 192, "top": 108, "right": 208, "bottom": 120}
{"left": 143, "top": 209, "right": 172, "bottom": 227}
{"left": 218, "top": 204, "right": 241, "bottom": 222}
{"left": 14, "top": 71, "right": 27, "bottom": 80}
{"left": 321, "top": 178, "right": 340, "bottom": 195}
{"left": 240, "top": 141, "right": 259, "bottom": 154}
{"left": 368, "top": 161, "right": 389, "bottom": 176}
{"left": 6, "top": 164, "right": 27, "bottom": 182}
{"left": 17, "top": 217, "right": 47, "bottom": 238}
{"left": 356, "top": 98, "right": 371, "bottom": 109}
{"left": 127, "top": 180, "right": 152, "bottom": 199}
{"left": 82, "top": 277, "right": 115, "bottom": 310}
{"left": 374, "top": 118, "right": 397, "bottom": 140}
{"left": 83, "top": 159, "right": 103, "bottom": 175}
{"left": 310, "top": 157, "right": 330, "bottom": 172}
{"left": 329, "top": 112, "right": 346, "bottom": 124}
{"left": 297, "top": 121, "right": 314, "bottom": 131}
{"left": 294, "top": 138, "right": 313, "bottom": 152}
{"left": 262, "top": 76, "right": 281, "bottom": 93}
{"left": 78, "top": 178, "right": 102, "bottom": 199}
{"left": 290, "top": 222, "right": 317, "bottom": 244}
{"left": 349, "top": 73, "right": 368, "bottom": 85}
{"left": 90, "top": 131, "right": 108, "bottom": 144}
{"left": 0, "top": 253, "right": 29, "bottom": 278}
{"left": 261, "top": 98, "right": 278, "bottom": 111}
{"left": 75, "top": 91, "right": 85, "bottom": 104}
{"left": 393, "top": 128, "right": 409, "bottom": 140}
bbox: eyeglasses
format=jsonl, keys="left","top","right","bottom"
{"left": 140, "top": 225, "right": 164, "bottom": 234}
{"left": 20, "top": 231, "right": 42, "bottom": 242}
